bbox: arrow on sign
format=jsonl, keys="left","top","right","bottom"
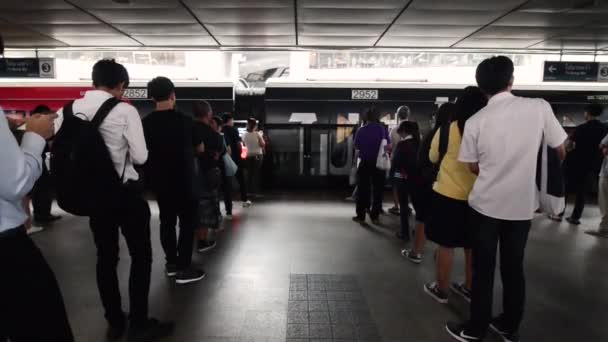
{"left": 548, "top": 65, "right": 557, "bottom": 73}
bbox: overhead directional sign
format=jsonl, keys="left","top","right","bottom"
{"left": 0, "top": 58, "right": 55, "bottom": 78}
{"left": 543, "top": 61, "right": 608, "bottom": 82}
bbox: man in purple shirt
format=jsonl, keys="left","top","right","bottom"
{"left": 353, "top": 108, "right": 390, "bottom": 224}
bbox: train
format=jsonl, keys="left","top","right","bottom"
{"left": 2, "top": 81, "right": 607, "bottom": 189}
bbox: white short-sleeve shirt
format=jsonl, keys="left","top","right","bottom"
{"left": 458, "top": 92, "right": 567, "bottom": 221}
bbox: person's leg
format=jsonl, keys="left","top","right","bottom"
{"left": 32, "top": 172, "right": 53, "bottom": 220}
{"left": 118, "top": 193, "right": 152, "bottom": 326}
{"left": 413, "top": 222, "right": 426, "bottom": 254}
{"left": 370, "top": 168, "right": 385, "bottom": 220}
{"left": 156, "top": 195, "right": 178, "bottom": 268}
{"left": 223, "top": 174, "right": 233, "bottom": 215}
{"left": 397, "top": 180, "right": 410, "bottom": 239}
{"left": 598, "top": 177, "right": 608, "bottom": 231}
{"left": 468, "top": 212, "right": 501, "bottom": 337}
{"left": 498, "top": 220, "right": 531, "bottom": 334}
{"left": 253, "top": 156, "right": 263, "bottom": 194}
{"left": 464, "top": 248, "right": 473, "bottom": 291}
{"left": 570, "top": 172, "right": 588, "bottom": 220}
{"left": 235, "top": 161, "right": 249, "bottom": 202}
{"left": 89, "top": 214, "right": 125, "bottom": 328}
{"left": 355, "top": 162, "right": 372, "bottom": 220}
{"left": 176, "top": 200, "right": 197, "bottom": 271}
{"left": 0, "top": 228, "right": 74, "bottom": 342}
{"left": 436, "top": 246, "right": 454, "bottom": 292}
{"left": 391, "top": 183, "right": 400, "bottom": 211}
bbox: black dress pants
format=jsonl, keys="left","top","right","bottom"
{"left": 234, "top": 159, "right": 248, "bottom": 202}
{"left": 356, "top": 160, "right": 385, "bottom": 220}
{"left": 222, "top": 173, "right": 234, "bottom": 215}
{"left": 568, "top": 169, "right": 591, "bottom": 220}
{"left": 31, "top": 167, "right": 54, "bottom": 219}
{"left": 469, "top": 211, "right": 531, "bottom": 336}
{"left": 397, "top": 179, "right": 411, "bottom": 240}
{"left": 89, "top": 189, "right": 152, "bottom": 327}
{"left": 0, "top": 227, "right": 74, "bottom": 342}
{"left": 156, "top": 193, "right": 197, "bottom": 270}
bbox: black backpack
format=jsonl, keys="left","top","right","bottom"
{"left": 418, "top": 119, "right": 450, "bottom": 185}
{"left": 51, "top": 98, "right": 124, "bottom": 216}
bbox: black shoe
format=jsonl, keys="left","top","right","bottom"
{"left": 388, "top": 206, "right": 400, "bottom": 216}
{"left": 424, "top": 282, "right": 448, "bottom": 304}
{"left": 165, "top": 264, "right": 177, "bottom": 278}
{"left": 175, "top": 268, "right": 206, "bottom": 285}
{"left": 490, "top": 316, "right": 520, "bottom": 342}
{"left": 371, "top": 218, "right": 381, "bottom": 225}
{"left": 446, "top": 322, "right": 483, "bottom": 341}
{"left": 352, "top": 216, "right": 365, "bottom": 224}
{"left": 566, "top": 217, "right": 581, "bottom": 225}
{"left": 34, "top": 214, "right": 62, "bottom": 223}
{"left": 127, "top": 318, "right": 174, "bottom": 342}
{"left": 197, "top": 240, "right": 217, "bottom": 253}
{"left": 401, "top": 248, "right": 422, "bottom": 264}
{"left": 107, "top": 321, "right": 126, "bottom": 341}
{"left": 450, "top": 282, "right": 471, "bottom": 303}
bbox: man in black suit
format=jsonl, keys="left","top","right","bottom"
{"left": 565, "top": 103, "right": 607, "bottom": 225}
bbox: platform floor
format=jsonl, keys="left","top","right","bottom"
{"left": 33, "top": 195, "right": 608, "bottom": 342}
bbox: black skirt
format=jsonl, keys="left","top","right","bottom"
{"left": 426, "top": 191, "right": 473, "bottom": 248}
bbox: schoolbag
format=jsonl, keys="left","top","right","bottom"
{"left": 418, "top": 120, "right": 450, "bottom": 185}
{"left": 51, "top": 97, "right": 123, "bottom": 216}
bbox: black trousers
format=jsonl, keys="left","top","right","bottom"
{"left": 222, "top": 173, "right": 234, "bottom": 215}
{"left": 0, "top": 227, "right": 74, "bottom": 342}
{"left": 246, "top": 156, "right": 263, "bottom": 195}
{"left": 356, "top": 160, "right": 385, "bottom": 220}
{"left": 31, "top": 168, "right": 54, "bottom": 219}
{"left": 397, "top": 179, "right": 411, "bottom": 240}
{"left": 156, "top": 193, "right": 197, "bottom": 270}
{"left": 567, "top": 170, "right": 592, "bottom": 219}
{"left": 89, "top": 189, "right": 152, "bottom": 327}
{"left": 469, "top": 211, "right": 531, "bottom": 336}
{"left": 234, "top": 158, "right": 248, "bottom": 202}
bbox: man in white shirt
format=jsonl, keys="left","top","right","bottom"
{"left": 446, "top": 56, "right": 567, "bottom": 342}
{"left": 54, "top": 60, "right": 173, "bottom": 341}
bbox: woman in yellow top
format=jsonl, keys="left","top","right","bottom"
{"left": 424, "top": 86, "right": 488, "bottom": 305}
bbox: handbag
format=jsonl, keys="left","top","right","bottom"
{"left": 376, "top": 138, "right": 391, "bottom": 171}
{"left": 223, "top": 153, "right": 238, "bottom": 177}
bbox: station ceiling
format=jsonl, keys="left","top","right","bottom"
{"left": 2, "top": 0, "right": 608, "bottom": 52}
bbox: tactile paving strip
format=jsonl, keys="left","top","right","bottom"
{"left": 286, "top": 274, "right": 381, "bottom": 342}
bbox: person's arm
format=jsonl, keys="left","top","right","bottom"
{"left": 541, "top": 100, "right": 568, "bottom": 161}
{"left": 429, "top": 129, "right": 440, "bottom": 163}
{"left": 257, "top": 131, "right": 266, "bottom": 149}
{"left": 458, "top": 119, "right": 480, "bottom": 173}
{"left": 0, "top": 114, "right": 52, "bottom": 201}
{"left": 467, "top": 163, "right": 480, "bottom": 175}
{"left": 123, "top": 105, "right": 148, "bottom": 165}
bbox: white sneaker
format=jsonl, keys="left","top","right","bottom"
{"left": 27, "top": 226, "right": 44, "bottom": 235}
{"left": 243, "top": 200, "right": 252, "bottom": 208}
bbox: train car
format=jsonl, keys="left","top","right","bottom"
{"left": 0, "top": 81, "right": 234, "bottom": 121}
{"left": 260, "top": 80, "right": 608, "bottom": 189}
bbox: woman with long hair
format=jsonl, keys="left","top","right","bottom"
{"left": 402, "top": 102, "right": 454, "bottom": 263}
{"left": 423, "top": 87, "right": 488, "bottom": 304}
{"left": 392, "top": 120, "right": 421, "bottom": 241}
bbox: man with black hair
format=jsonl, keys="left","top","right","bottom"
{"left": 54, "top": 60, "right": 174, "bottom": 342}
{"left": 143, "top": 76, "right": 205, "bottom": 285}
{"left": 563, "top": 103, "right": 607, "bottom": 225}
{"left": 222, "top": 113, "right": 249, "bottom": 216}
{"left": 446, "top": 56, "right": 567, "bottom": 342}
